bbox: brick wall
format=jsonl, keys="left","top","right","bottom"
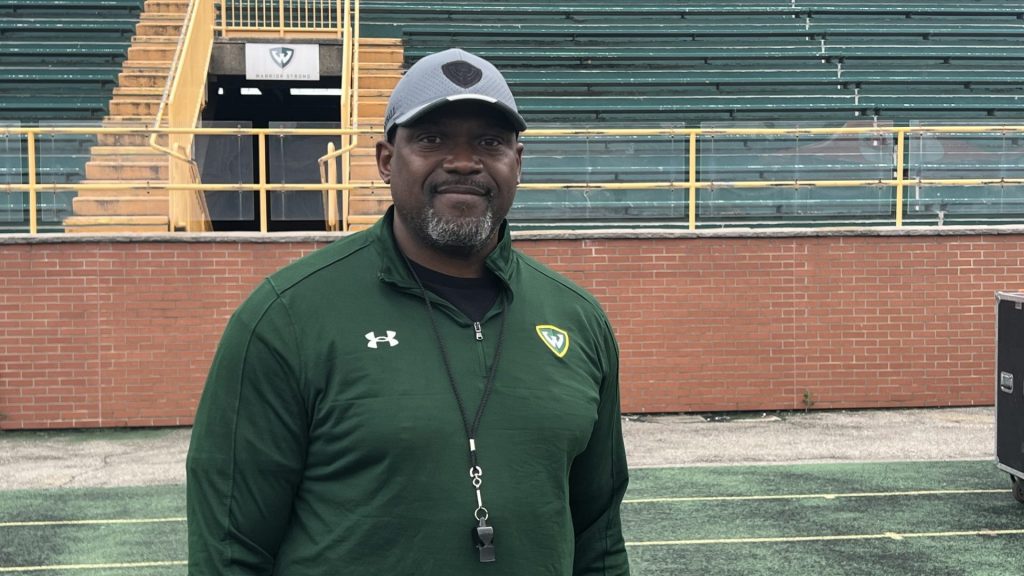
{"left": 2, "top": 231, "right": 1023, "bottom": 429}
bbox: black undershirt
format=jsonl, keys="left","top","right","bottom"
{"left": 407, "top": 259, "right": 502, "bottom": 323}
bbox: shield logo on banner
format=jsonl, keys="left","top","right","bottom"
{"left": 536, "top": 325, "right": 571, "bottom": 358}
{"left": 270, "top": 47, "right": 295, "bottom": 69}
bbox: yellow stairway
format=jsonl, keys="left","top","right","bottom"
{"left": 64, "top": 0, "right": 189, "bottom": 233}
{"left": 346, "top": 37, "right": 402, "bottom": 231}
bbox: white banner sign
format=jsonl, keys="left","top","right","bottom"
{"left": 245, "top": 44, "right": 320, "bottom": 81}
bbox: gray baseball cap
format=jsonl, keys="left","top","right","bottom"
{"left": 383, "top": 48, "right": 527, "bottom": 137}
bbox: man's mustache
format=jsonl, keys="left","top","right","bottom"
{"left": 430, "top": 179, "right": 493, "bottom": 196}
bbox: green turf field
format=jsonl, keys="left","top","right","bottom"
{"left": 1, "top": 461, "right": 1021, "bottom": 575}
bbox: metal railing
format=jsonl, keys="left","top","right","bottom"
{"left": 215, "top": 0, "right": 361, "bottom": 231}
{"left": 318, "top": 0, "right": 359, "bottom": 231}
{"left": 6, "top": 124, "right": 1024, "bottom": 234}
{"left": 219, "top": 0, "right": 347, "bottom": 38}
{"left": 149, "top": 0, "right": 216, "bottom": 232}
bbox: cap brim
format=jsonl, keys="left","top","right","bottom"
{"left": 392, "top": 94, "right": 528, "bottom": 132}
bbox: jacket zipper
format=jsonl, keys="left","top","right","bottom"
{"left": 473, "top": 322, "right": 484, "bottom": 341}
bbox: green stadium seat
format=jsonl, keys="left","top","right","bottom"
{"left": 0, "top": 67, "right": 120, "bottom": 93}
{"left": 0, "top": 18, "right": 138, "bottom": 39}
{"left": 0, "top": 42, "right": 130, "bottom": 65}
{"left": 0, "top": 0, "right": 142, "bottom": 15}
{"left": 0, "top": 0, "right": 143, "bottom": 233}
{"left": 0, "top": 96, "right": 110, "bottom": 120}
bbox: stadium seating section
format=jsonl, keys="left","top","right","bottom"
{"left": 0, "top": 0, "right": 143, "bottom": 232}
{"left": 4, "top": 1, "right": 1024, "bottom": 230}
{"left": 360, "top": 0, "right": 1024, "bottom": 225}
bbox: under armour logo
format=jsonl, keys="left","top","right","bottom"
{"left": 366, "top": 331, "right": 399, "bottom": 349}
{"left": 270, "top": 46, "right": 294, "bottom": 69}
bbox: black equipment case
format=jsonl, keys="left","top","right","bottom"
{"left": 996, "top": 291, "right": 1024, "bottom": 504}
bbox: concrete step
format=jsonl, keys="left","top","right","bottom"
{"left": 88, "top": 146, "right": 168, "bottom": 162}
{"left": 358, "top": 75, "right": 400, "bottom": 90}
{"left": 75, "top": 181, "right": 170, "bottom": 197}
{"left": 112, "top": 86, "right": 165, "bottom": 98}
{"left": 360, "top": 49, "right": 403, "bottom": 64}
{"left": 119, "top": 71, "right": 170, "bottom": 88}
{"left": 350, "top": 148, "right": 378, "bottom": 160}
{"left": 102, "top": 115, "right": 158, "bottom": 125}
{"left": 109, "top": 99, "right": 162, "bottom": 117}
{"left": 63, "top": 215, "right": 170, "bottom": 233}
{"left": 358, "top": 100, "right": 386, "bottom": 117}
{"left": 127, "top": 45, "right": 177, "bottom": 61}
{"left": 349, "top": 162, "right": 384, "bottom": 181}
{"left": 121, "top": 61, "right": 172, "bottom": 72}
{"left": 96, "top": 132, "right": 166, "bottom": 147}
{"left": 71, "top": 196, "right": 168, "bottom": 216}
{"left": 349, "top": 194, "right": 392, "bottom": 216}
{"left": 354, "top": 133, "right": 382, "bottom": 145}
{"left": 143, "top": 0, "right": 189, "bottom": 14}
{"left": 139, "top": 11, "right": 188, "bottom": 22}
{"left": 131, "top": 35, "right": 180, "bottom": 44}
{"left": 358, "top": 62, "right": 404, "bottom": 73}
{"left": 356, "top": 88, "right": 392, "bottom": 98}
{"left": 86, "top": 161, "right": 167, "bottom": 180}
{"left": 347, "top": 213, "right": 384, "bottom": 229}
{"left": 135, "top": 21, "right": 184, "bottom": 36}
{"left": 361, "top": 38, "right": 402, "bottom": 47}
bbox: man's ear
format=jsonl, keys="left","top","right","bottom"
{"left": 515, "top": 141, "right": 524, "bottom": 184}
{"left": 376, "top": 138, "right": 394, "bottom": 184}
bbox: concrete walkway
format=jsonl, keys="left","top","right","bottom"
{"left": 0, "top": 407, "right": 997, "bottom": 490}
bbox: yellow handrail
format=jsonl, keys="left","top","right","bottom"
{"left": 687, "top": 132, "right": 697, "bottom": 230}
{"left": 218, "top": 0, "right": 346, "bottom": 37}
{"left": 324, "top": 141, "right": 339, "bottom": 230}
{"left": 258, "top": 133, "right": 268, "bottom": 233}
{"left": 7, "top": 124, "right": 1024, "bottom": 234}
{"left": 148, "top": 0, "right": 216, "bottom": 231}
{"left": 320, "top": 0, "right": 358, "bottom": 230}
{"left": 27, "top": 132, "right": 37, "bottom": 235}
{"left": 896, "top": 129, "right": 906, "bottom": 227}
{"left": 211, "top": 1, "right": 369, "bottom": 230}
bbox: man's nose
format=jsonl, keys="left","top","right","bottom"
{"left": 442, "top": 143, "right": 483, "bottom": 173}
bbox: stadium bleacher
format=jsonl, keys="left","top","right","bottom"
{"left": 359, "top": 0, "right": 1024, "bottom": 225}
{"left": 4, "top": 1, "right": 1024, "bottom": 230}
{"left": 0, "top": 0, "right": 143, "bottom": 232}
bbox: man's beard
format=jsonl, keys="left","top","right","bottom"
{"left": 398, "top": 198, "right": 499, "bottom": 257}
{"left": 423, "top": 207, "right": 496, "bottom": 255}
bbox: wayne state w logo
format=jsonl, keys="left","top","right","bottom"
{"left": 536, "top": 325, "right": 570, "bottom": 358}
{"left": 270, "top": 46, "right": 295, "bottom": 69}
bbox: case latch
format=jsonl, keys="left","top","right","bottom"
{"left": 1000, "top": 371, "right": 1015, "bottom": 394}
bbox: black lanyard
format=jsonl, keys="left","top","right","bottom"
{"left": 405, "top": 258, "right": 507, "bottom": 563}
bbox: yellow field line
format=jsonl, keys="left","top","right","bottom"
{"left": 627, "top": 528, "right": 1024, "bottom": 547}
{"left": 0, "top": 560, "right": 186, "bottom": 573}
{"left": 624, "top": 488, "right": 1006, "bottom": 504}
{"left": 0, "top": 517, "right": 185, "bottom": 528}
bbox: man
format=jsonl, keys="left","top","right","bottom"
{"left": 187, "top": 48, "right": 630, "bottom": 575}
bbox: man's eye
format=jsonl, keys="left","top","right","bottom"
{"left": 417, "top": 135, "right": 441, "bottom": 144}
{"left": 480, "top": 137, "right": 503, "bottom": 148}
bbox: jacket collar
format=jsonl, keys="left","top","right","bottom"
{"left": 372, "top": 207, "right": 516, "bottom": 293}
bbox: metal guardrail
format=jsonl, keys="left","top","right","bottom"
{"left": 219, "top": 0, "right": 347, "bottom": 38}
{"left": 150, "top": 0, "right": 216, "bottom": 232}
{"left": 5, "top": 124, "right": 1024, "bottom": 234}
{"left": 215, "top": 0, "right": 361, "bottom": 231}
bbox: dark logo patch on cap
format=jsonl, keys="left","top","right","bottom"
{"left": 442, "top": 60, "right": 483, "bottom": 88}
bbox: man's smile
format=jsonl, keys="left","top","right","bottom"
{"left": 436, "top": 185, "right": 487, "bottom": 196}
{"left": 431, "top": 180, "right": 492, "bottom": 197}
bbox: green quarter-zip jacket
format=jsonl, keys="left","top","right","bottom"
{"left": 187, "top": 208, "right": 630, "bottom": 575}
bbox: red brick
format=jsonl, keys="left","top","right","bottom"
{"left": 3, "top": 234, "right": 1023, "bottom": 427}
